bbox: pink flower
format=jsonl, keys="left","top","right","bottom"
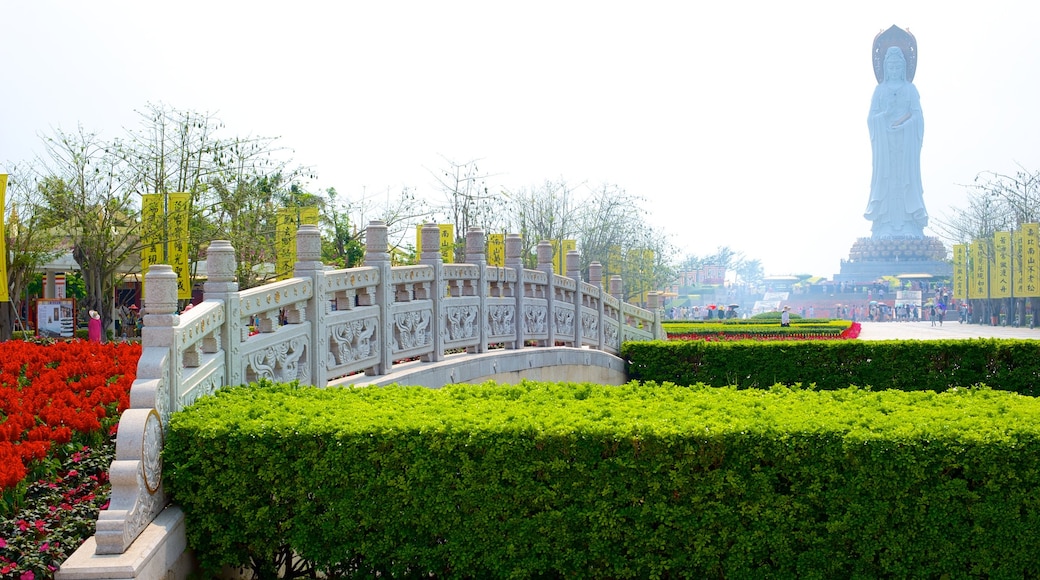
{"left": 39, "top": 542, "right": 49, "bottom": 552}
{"left": 0, "top": 537, "right": 6, "bottom": 547}
{"left": 17, "top": 520, "right": 28, "bottom": 532}
{"left": 21, "top": 570, "right": 35, "bottom": 580}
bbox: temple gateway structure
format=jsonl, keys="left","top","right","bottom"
{"left": 835, "top": 25, "right": 951, "bottom": 283}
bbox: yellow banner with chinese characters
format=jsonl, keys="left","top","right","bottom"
{"left": 952, "top": 244, "right": 967, "bottom": 300}
{"left": 1020, "top": 223, "right": 1040, "bottom": 297}
{"left": 167, "top": 193, "right": 192, "bottom": 300}
{"left": 969, "top": 239, "right": 990, "bottom": 300}
{"left": 487, "top": 233, "right": 505, "bottom": 267}
{"left": 0, "top": 175, "right": 8, "bottom": 302}
{"left": 276, "top": 209, "right": 296, "bottom": 280}
{"left": 415, "top": 224, "right": 455, "bottom": 263}
{"left": 992, "top": 231, "right": 1012, "bottom": 299}
{"left": 552, "top": 239, "right": 577, "bottom": 274}
{"left": 139, "top": 194, "right": 164, "bottom": 299}
{"left": 276, "top": 206, "right": 322, "bottom": 280}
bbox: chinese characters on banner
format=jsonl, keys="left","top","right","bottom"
{"left": 992, "top": 231, "right": 1011, "bottom": 299}
{"left": 415, "top": 224, "right": 455, "bottom": 263}
{"left": 969, "top": 239, "right": 990, "bottom": 300}
{"left": 0, "top": 174, "right": 8, "bottom": 302}
{"left": 167, "top": 193, "right": 191, "bottom": 300}
{"left": 140, "top": 193, "right": 193, "bottom": 300}
{"left": 952, "top": 244, "right": 967, "bottom": 300}
{"left": 487, "top": 234, "right": 505, "bottom": 267}
{"left": 1021, "top": 223, "right": 1040, "bottom": 297}
{"left": 276, "top": 207, "right": 321, "bottom": 280}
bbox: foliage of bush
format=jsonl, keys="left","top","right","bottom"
{"left": 662, "top": 319, "right": 853, "bottom": 340}
{"left": 167, "top": 379, "right": 1040, "bottom": 578}
{"left": 623, "top": 338, "right": 1040, "bottom": 394}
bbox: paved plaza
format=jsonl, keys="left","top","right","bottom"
{"left": 857, "top": 320, "right": 1040, "bottom": 341}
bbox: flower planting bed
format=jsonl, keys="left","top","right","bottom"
{"left": 0, "top": 340, "right": 139, "bottom": 579}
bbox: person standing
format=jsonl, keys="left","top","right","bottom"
{"left": 88, "top": 310, "right": 102, "bottom": 343}
{"left": 780, "top": 306, "right": 791, "bottom": 327}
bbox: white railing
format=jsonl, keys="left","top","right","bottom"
{"left": 92, "top": 221, "right": 665, "bottom": 555}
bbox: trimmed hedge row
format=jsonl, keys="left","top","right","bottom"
{"left": 166, "top": 380, "right": 1040, "bottom": 578}
{"left": 623, "top": 338, "right": 1040, "bottom": 395}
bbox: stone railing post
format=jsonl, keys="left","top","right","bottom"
{"left": 295, "top": 225, "right": 325, "bottom": 385}
{"left": 537, "top": 240, "right": 555, "bottom": 347}
{"left": 647, "top": 291, "right": 665, "bottom": 339}
{"left": 465, "top": 227, "right": 489, "bottom": 354}
{"left": 566, "top": 249, "right": 583, "bottom": 347}
{"left": 505, "top": 233, "right": 524, "bottom": 349}
{"left": 419, "top": 223, "right": 445, "bottom": 363}
{"left": 588, "top": 260, "right": 605, "bottom": 350}
{"left": 365, "top": 221, "right": 394, "bottom": 375}
{"left": 203, "top": 240, "right": 242, "bottom": 387}
{"left": 95, "top": 264, "right": 179, "bottom": 554}
{"left": 610, "top": 275, "right": 625, "bottom": 336}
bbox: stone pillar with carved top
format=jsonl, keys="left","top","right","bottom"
{"left": 566, "top": 250, "right": 583, "bottom": 347}
{"left": 505, "top": 233, "right": 524, "bottom": 349}
{"left": 365, "top": 221, "right": 393, "bottom": 375}
{"left": 465, "top": 227, "right": 489, "bottom": 354}
{"left": 589, "top": 261, "right": 605, "bottom": 350}
{"left": 203, "top": 240, "right": 242, "bottom": 387}
{"left": 537, "top": 240, "right": 555, "bottom": 347}
{"left": 295, "top": 224, "right": 326, "bottom": 386}
{"left": 419, "top": 223, "right": 445, "bottom": 363}
{"left": 610, "top": 275, "right": 625, "bottom": 340}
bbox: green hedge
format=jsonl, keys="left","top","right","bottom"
{"left": 623, "top": 338, "right": 1040, "bottom": 395}
{"left": 663, "top": 319, "right": 851, "bottom": 339}
{"left": 166, "top": 380, "right": 1040, "bottom": 578}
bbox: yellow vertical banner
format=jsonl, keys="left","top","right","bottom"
{"left": 487, "top": 233, "right": 505, "bottom": 266}
{"left": 415, "top": 224, "right": 455, "bottom": 262}
{"left": 607, "top": 245, "right": 622, "bottom": 277}
{"left": 299, "top": 206, "right": 320, "bottom": 226}
{"left": 552, "top": 239, "right": 577, "bottom": 274}
{"left": 0, "top": 174, "right": 8, "bottom": 302}
{"left": 166, "top": 193, "right": 192, "bottom": 300}
{"left": 992, "top": 231, "right": 1011, "bottom": 298}
{"left": 276, "top": 208, "right": 296, "bottom": 281}
{"left": 1014, "top": 231, "right": 1026, "bottom": 297}
{"left": 439, "top": 224, "right": 454, "bottom": 263}
{"left": 952, "top": 244, "right": 967, "bottom": 300}
{"left": 1022, "top": 223, "right": 1040, "bottom": 297}
{"left": 140, "top": 194, "right": 165, "bottom": 299}
{"left": 970, "top": 239, "right": 990, "bottom": 300}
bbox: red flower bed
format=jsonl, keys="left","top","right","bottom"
{"left": 0, "top": 341, "right": 139, "bottom": 492}
{"left": 0, "top": 340, "right": 139, "bottom": 578}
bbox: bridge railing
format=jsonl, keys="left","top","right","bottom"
{"left": 92, "top": 221, "right": 663, "bottom": 555}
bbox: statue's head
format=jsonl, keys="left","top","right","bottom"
{"left": 884, "top": 46, "right": 907, "bottom": 82}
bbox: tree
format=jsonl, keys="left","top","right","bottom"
{"left": 1, "top": 165, "right": 64, "bottom": 339}
{"left": 115, "top": 103, "right": 314, "bottom": 290}
{"left": 430, "top": 157, "right": 502, "bottom": 261}
{"left": 932, "top": 167, "right": 1040, "bottom": 247}
{"left": 35, "top": 126, "right": 141, "bottom": 340}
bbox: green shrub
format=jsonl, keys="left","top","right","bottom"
{"left": 166, "top": 380, "right": 1040, "bottom": 578}
{"left": 623, "top": 338, "right": 1040, "bottom": 395}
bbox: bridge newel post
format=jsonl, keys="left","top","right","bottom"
{"left": 365, "top": 221, "right": 394, "bottom": 375}
{"left": 419, "top": 223, "right": 445, "bottom": 362}
{"left": 567, "top": 249, "right": 583, "bottom": 347}
{"left": 294, "top": 224, "right": 326, "bottom": 386}
{"left": 610, "top": 275, "right": 625, "bottom": 340}
{"left": 465, "top": 227, "right": 489, "bottom": 354}
{"left": 505, "top": 233, "right": 524, "bottom": 349}
{"left": 647, "top": 291, "right": 666, "bottom": 340}
{"left": 203, "top": 240, "right": 242, "bottom": 387}
{"left": 589, "top": 260, "right": 605, "bottom": 350}
{"left": 537, "top": 240, "right": 555, "bottom": 347}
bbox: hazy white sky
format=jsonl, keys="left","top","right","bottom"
{"left": 3, "top": 1, "right": 1039, "bottom": 278}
